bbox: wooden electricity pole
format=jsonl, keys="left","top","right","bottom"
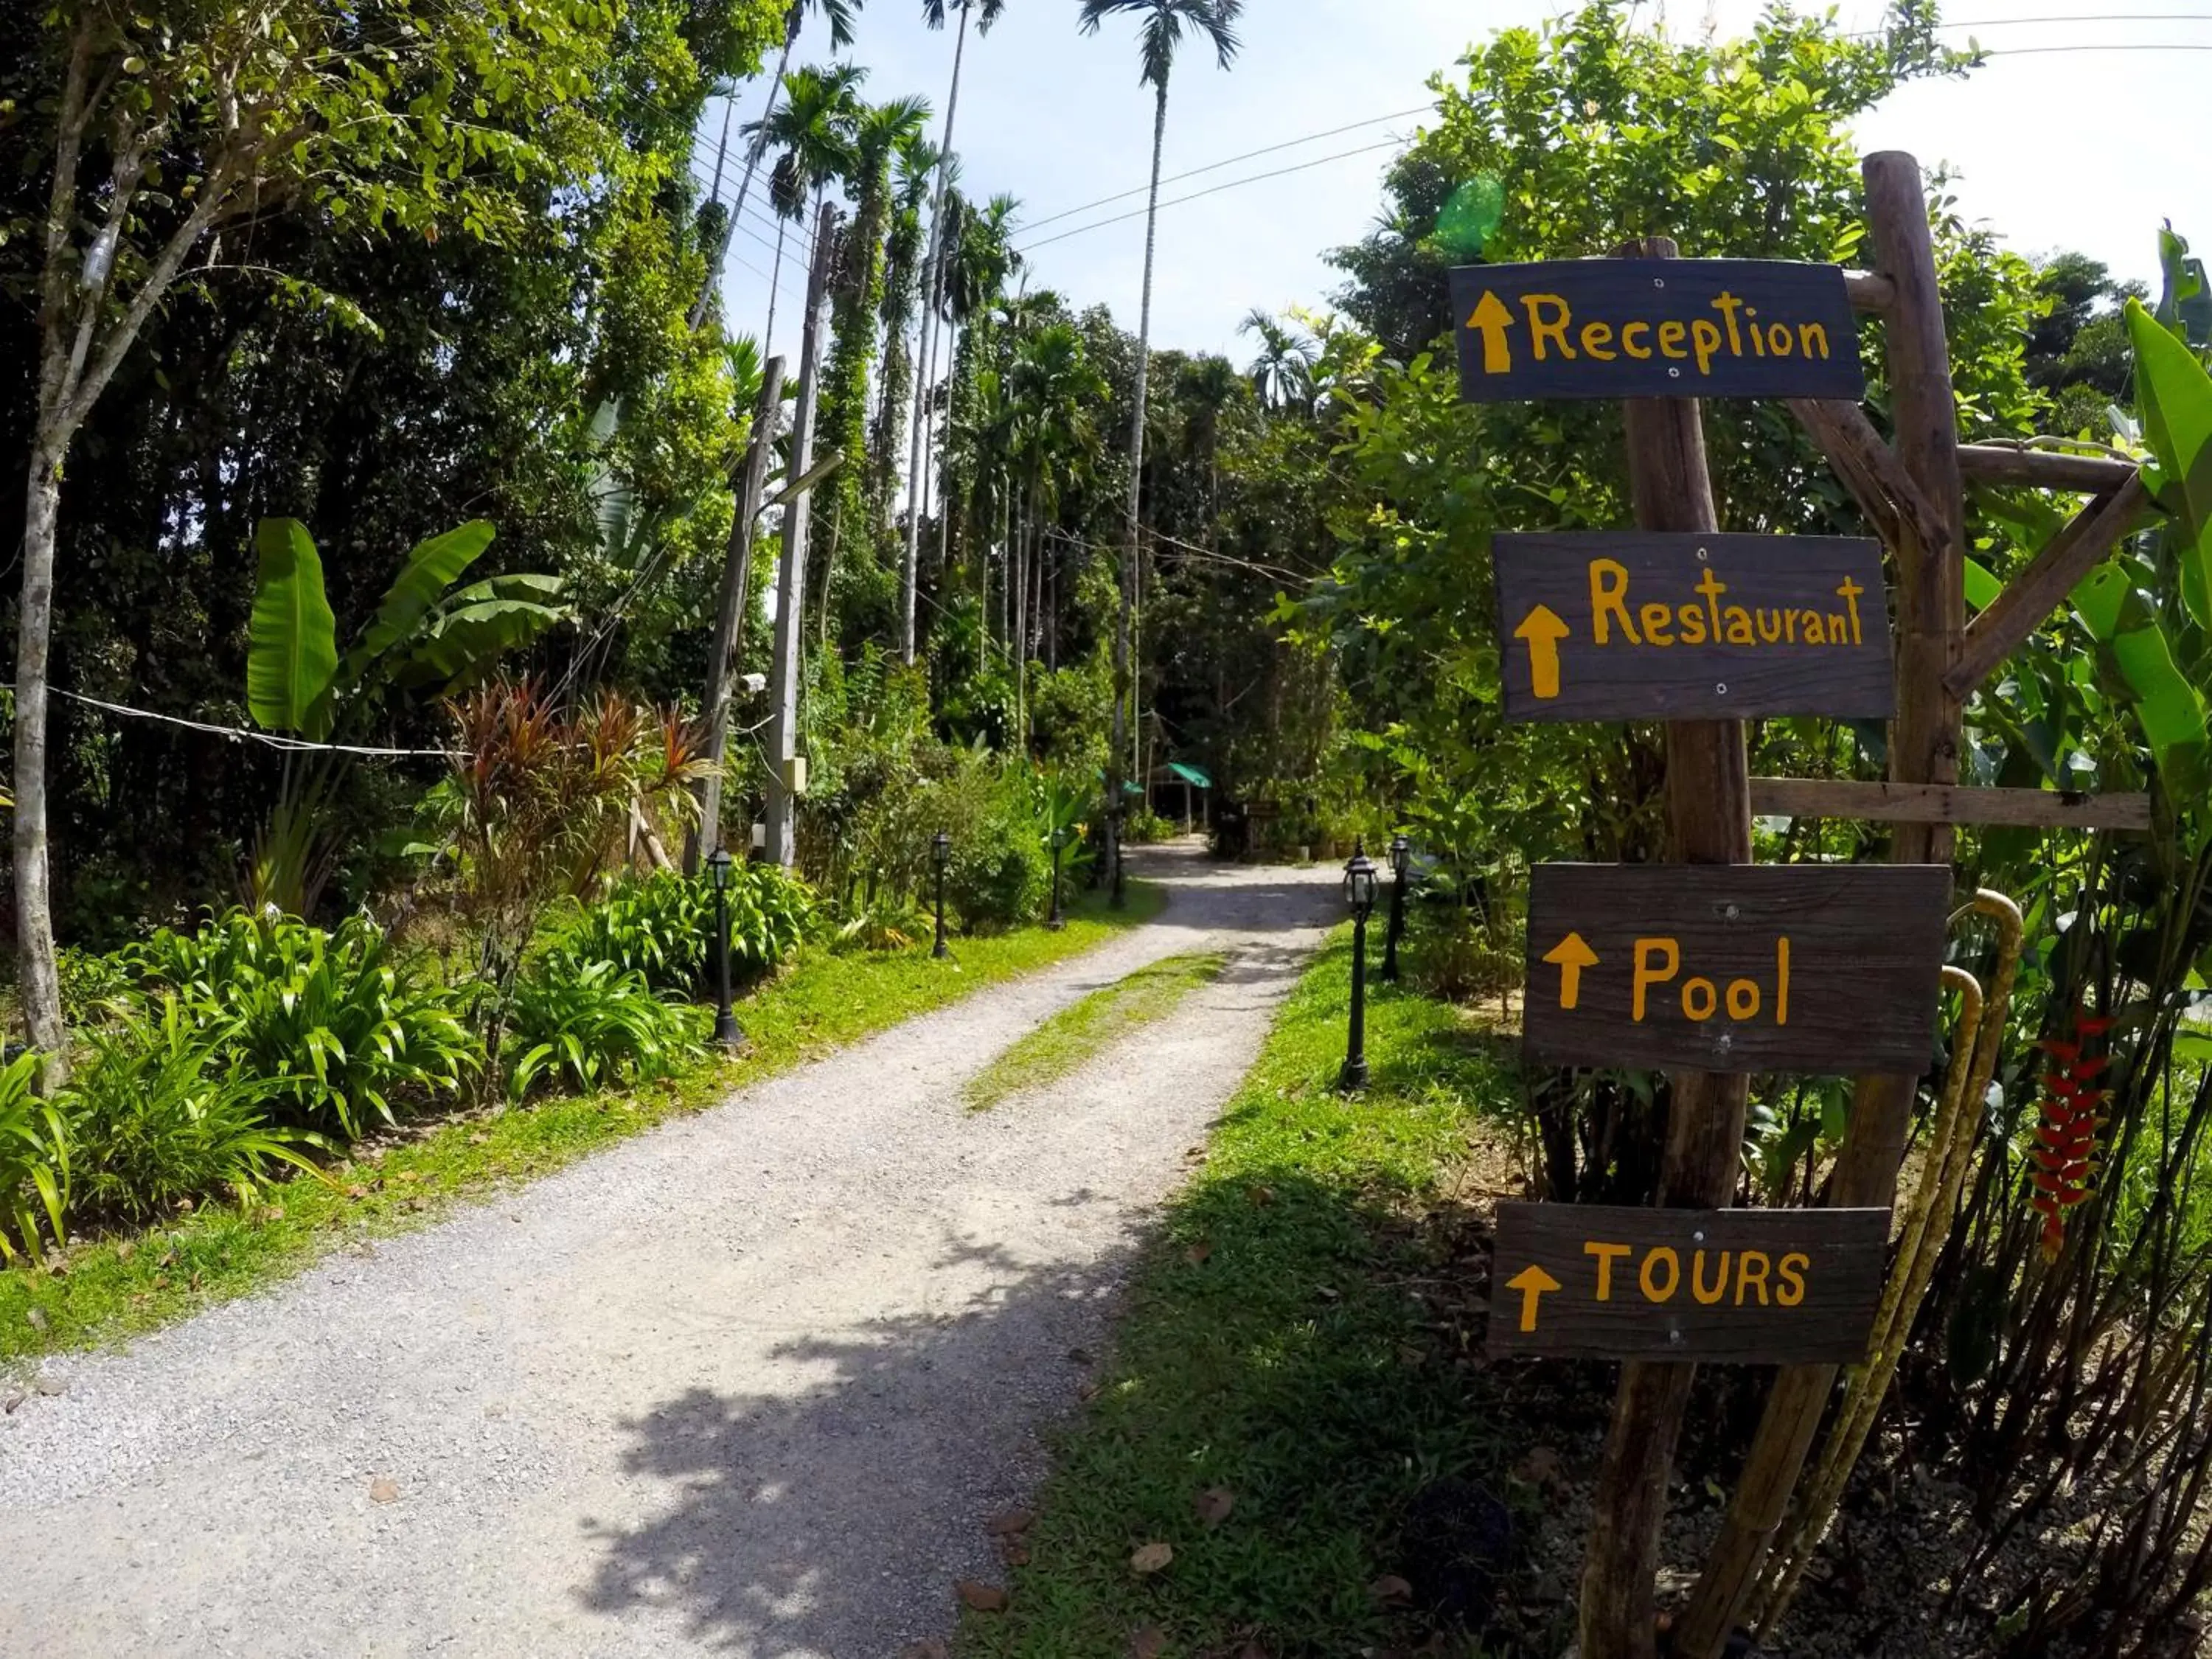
{"left": 695, "top": 353, "right": 786, "bottom": 871}
{"left": 1578, "top": 237, "right": 1756, "bottom": 1659}
{"left": 766, "top": 201, "right": 838, "bottom": 869}
{"left": 1672, "top": 150, "right": 1967, "bottom": 1658}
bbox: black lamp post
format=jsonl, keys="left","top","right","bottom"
{"left": 706, "top": 846, "right": 743, "bottom": 1049}
{"left": 1382, "top": 833, "right": 1411, "bottom": 983}
{"left": 931, "top": 830, "right": 952, "bottom": 959}
{"left": 1342, "top": 839, "right": 1379, "bottom": 1090}
{"left": 1047, "top": 827, "right": 1068, "bottom": 931}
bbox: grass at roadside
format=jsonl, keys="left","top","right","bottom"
{"left": 0, "top": 881, "right": 1164, "bottom": 1371}
{"left": 964, "top": 950, "right": 1228, "bottom": 1111}
{"left": 960, "top": 932, "right": 1536, "bottom": 1658}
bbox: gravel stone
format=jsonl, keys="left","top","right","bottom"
{"left": 0, "top": 846, "right": 1335, "bottom": 1657}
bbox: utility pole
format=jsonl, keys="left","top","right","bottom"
{"left": 694, "top": 354, "right": 786, "bottom": 872}
{"left": 766, "top": 202, "right": 839, "bottom": 868}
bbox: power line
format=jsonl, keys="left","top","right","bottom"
{"left": 1011, "top": 104, "right": 1435, "bottom": 236}
{"left": 1982, "top": 41, "right": 2212, "bottom": 52}
{"left": 1016, "top": 138, "right": 1405, "bottom": 257}
{"left": 21, "top": 686, "right": 455, "bottom": 757}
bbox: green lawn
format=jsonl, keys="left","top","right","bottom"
{"left": 960, "top": 931, "right": 1548, "bottom": 1658}
{"left": 0, "top": 880, "right": 1164, "bottom": 1371}
{"left": 964, "top": 950, "right": 1227, "bottom": 1111}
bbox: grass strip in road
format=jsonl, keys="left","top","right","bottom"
{"left": 960, "top": 931, "right": 1539, "bottom": 1658}
{"left": 964, "top": 950, "right": 1228, "bottom": 1112}
{"left": 0, "top": 881, "right": 1166, "bottom": 1372}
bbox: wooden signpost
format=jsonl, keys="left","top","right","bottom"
{"left": 1492, "top": 532, "right": 1893, "bottom": 722}
{"left": 1523, "top": 863, "right": 1949, "bottom": 1074}
{"left": 1450, "top": 260, "right": 1865, "bottom": 403}
{"left": 1487, "top": 1203, "right": 1888, "bottom": 1365}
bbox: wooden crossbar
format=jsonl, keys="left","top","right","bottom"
{"left": 1749, "top": 777, "right": 2150, "bottom": 831}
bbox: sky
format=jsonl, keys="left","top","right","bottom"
{"left": 696, "top": 4, "right": 2208, "bottom": 371}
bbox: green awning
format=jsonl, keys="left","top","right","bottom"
{"left": 1166, "top": 762, "right": 1212, "bottom": 790}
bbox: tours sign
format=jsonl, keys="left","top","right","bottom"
{"left": 1492, "top": 532, "right": 1893, "bottom": 723}
{"left": 1487, "top": 1202, "right": 1888, "bottom": 1363}
{"left": 1523, "top": 863, "right": 1950, "bottom": 1075}
{"left": 1448, "top": 259, "right": 1865, "bottom": 403}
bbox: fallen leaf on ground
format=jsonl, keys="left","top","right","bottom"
{"left": 3, "top": 1390, "right": 24, "bottom": 1413}
{"left": 347, "top": 1184, "right": 370, "bottom": 1200}
{"left": 1130, "top": 1541, "right": 1174, "bottom": 1575}
{"left": 1514, "top": 1447, "right": 1564, "bottom": 1490}
{"left": 26, "top": 1307, "right": 48, "bottom": 1332}
{"left": 1077, "top": 1382, "right": 1100, "bottom": 1402}
{"left": 1370, "top": 1573, "right": 1413, "bottom": 1604}
{"left": 114, "top": 1239, "right": 134, "bottom": 1262}
{"left": 1315, "top": 1285, "right": 1339, "bottom": 1301}
{"left": 369, "top": 1477, "right": 400, "bottom": 1503}
{"left": 985, "top": 1508, "right": 1034, "bottom": 1535}
{"left": 955, "top": 1579, "right": 1007, "bottom": 1613}
{"left": 1194, "top": 1486, "right": 1235, "bottom": 1527}
{"left": 469, "top": 1133, "right": 490, "bottom": 1146}
{"left": 1247, "top": 1185, "right": 1274, "bottom": 1206}
{"left": 44, "top": 1256, "right": 67, "bottom": 1277}
{"left": 32, "top": 1372, "right": 64, "bottom": 1397}
{"left": 1129, "top": 1626, "right": 1167, "bottom": 1658}
{"left": 1184, "top": 1239, "right": 1213, "bottom": 1265}
{"left": 997, "top": 1538, "right": 1029, "bottom": 1567}
{"left": 900, "top": 1642, "right": 950, "bottom": 1659}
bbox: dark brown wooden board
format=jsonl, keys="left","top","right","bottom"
{"left": 1449, "top": 260, "right": 1865, "bottom": 403}
{"left": 1486, "top": 1202, "right": 1890, "bottom": 1363}
{"left": 1523, "top": 863, "right": 1950, "bottom": 1074}
{"left": 1492, "top": 532, "right": 1893, "bottom": 722}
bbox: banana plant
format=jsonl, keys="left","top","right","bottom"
{"left": 246, "top": 518, "right": 568, "bottom": 915}
{"left": 247, "top": 518, "right": 568, "bottom": 741}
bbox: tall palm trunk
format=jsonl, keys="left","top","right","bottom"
{"left": 900, "top": 0, "right": 975, "bottom": 662}
{"left": 763, "top": 212, "right": 790, "bottom": 350}
{"left": 691, "top": 21, "right": 799, "bottom": 330}
{"left": 1108, "top": 72, "right": 1169, "bottom": 902}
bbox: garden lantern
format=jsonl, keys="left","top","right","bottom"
{"left": 1048, "top": 827, "right": 1070, "bottom": 931}
{"left": 932, "top": 830, "right": 952, "bottom": 960}
{"left": 1342, "top": 840, "right": 1378, "bottom": 1089}
{"left": 1382, "top": 833, "right": 1411, "bottom": 984}
{"left": 706, "top": 846, "right": 742, "bottom": 1049}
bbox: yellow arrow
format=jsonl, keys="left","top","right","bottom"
{"left": 1465, "top": 290, "right": 1514, "bottom": 374}
{"left": 1506, "top": 1264, "right": 1562, "bottom": 1333}
{"left": 1543, "top": 932, "right": 1599, "bottom": 1010}
{"left": 1514, "top": 604, "right": 1571, "bottom": 700}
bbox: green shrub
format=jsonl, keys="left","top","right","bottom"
{"left": 63, "top": 1001, "right": 332, "bottom": 1223}
{"left": 56, "top": 945, "right": 135, "bottom": 1028}
{"left": 1124, "top": 805, "right": 1178, "bottom": 846}
{"left": 125, "top": 908, "right": 479, "bottom": 1139}
{"left": 0, "top": 1054, "right": 69, "bottom": 1263}
{"left": 555, "top": 864, "right": 816, "bottom": 993}
{"left": 949, "top": 811, "right": 1053, "bottom": 931}
{"left": 504, "top": 958, "right": 703, "bottom": 1099}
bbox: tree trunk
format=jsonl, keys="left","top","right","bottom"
{"left": 692, "top": 25, "right": 798, "bottom": 329}
{"left": 764, "top": 214, "right": 789, "bottom": 352}
{"left": 1110, "top": 72, "right": 1170, "bottom": 904}
{"left": 15, "top": 448, "right": 66, "bottom": 1071}
{"left": 902, "top": 0, "right": 974, "bottom": 663}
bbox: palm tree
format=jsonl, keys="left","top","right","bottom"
{"left": 870, "top": 131, "right": 947, "bottom": 526}
{"left": 750, "top": 62, "right": 866, "bottom": 351}
{"left": 1076, "top": 0, "right": 1244, "bottom": 897}
{"left": 692, "top": 0, "right": 866, "bottom": 330}
{"left": 900, "top": 0, "right": 1012, "bottom": 664}
{"left": 1005, "top": 321, "right": 1108, "bottom": 725}
{"left": 817, "top": 91, "right": 933, "bottom": 642}
{"left": 1239, "top": 308, "right": 1316, "bottom": 414}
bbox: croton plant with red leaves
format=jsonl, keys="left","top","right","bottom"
{"left": 2031, "top": 1012, "right": 2115, "bottom": 1261}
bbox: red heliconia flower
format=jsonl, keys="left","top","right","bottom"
{"left": 2029, "top": 1012, "right": 2115, "bottom": 1260}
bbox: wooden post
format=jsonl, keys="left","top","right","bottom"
{"left": 765, "top": 202, "right": 838, "bottom": 870}
{"left": 1674, "top": 151, "right": 1965, "bottom": 1659}
{"left": 1576, "top": 237, "right": 1755, "bottom": 1659}
{"left": 695, "top": 353, "right": 786, "bottom": 871}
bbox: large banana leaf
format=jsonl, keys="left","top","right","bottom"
{"left": 247, "top": 518, "right": 340, "bottom": 740}
{"left": 2073, "top": 562, "right": 2209, "bottom": 793}
{"left": 339, "top": 520, "right": 496, "bottom": 689}
{"left": 2125, "top": 298, "right": 2212, "bottom": 633}
{"left": 2157, "top": 223, "right": 2212, "bottom": 347}
{"left": 392, "top": 598, "right": 567, "bottom": 694}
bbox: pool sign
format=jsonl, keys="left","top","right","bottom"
{"left": 1523, "top": 863, "right": 1950, "bottom": 1075}
{"left": 1487, "top": 1203, "right": 1889, "bottom": 1363}
{"left": 1449, "top": 260, "right": 1865, "bottom": 403}
{"left": 1492, "top": 532, "right": 1894, "bottom": 723}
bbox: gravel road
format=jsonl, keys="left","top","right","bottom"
{"left": 0, "top": 845, "right": 1338, "bottom": 1658}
